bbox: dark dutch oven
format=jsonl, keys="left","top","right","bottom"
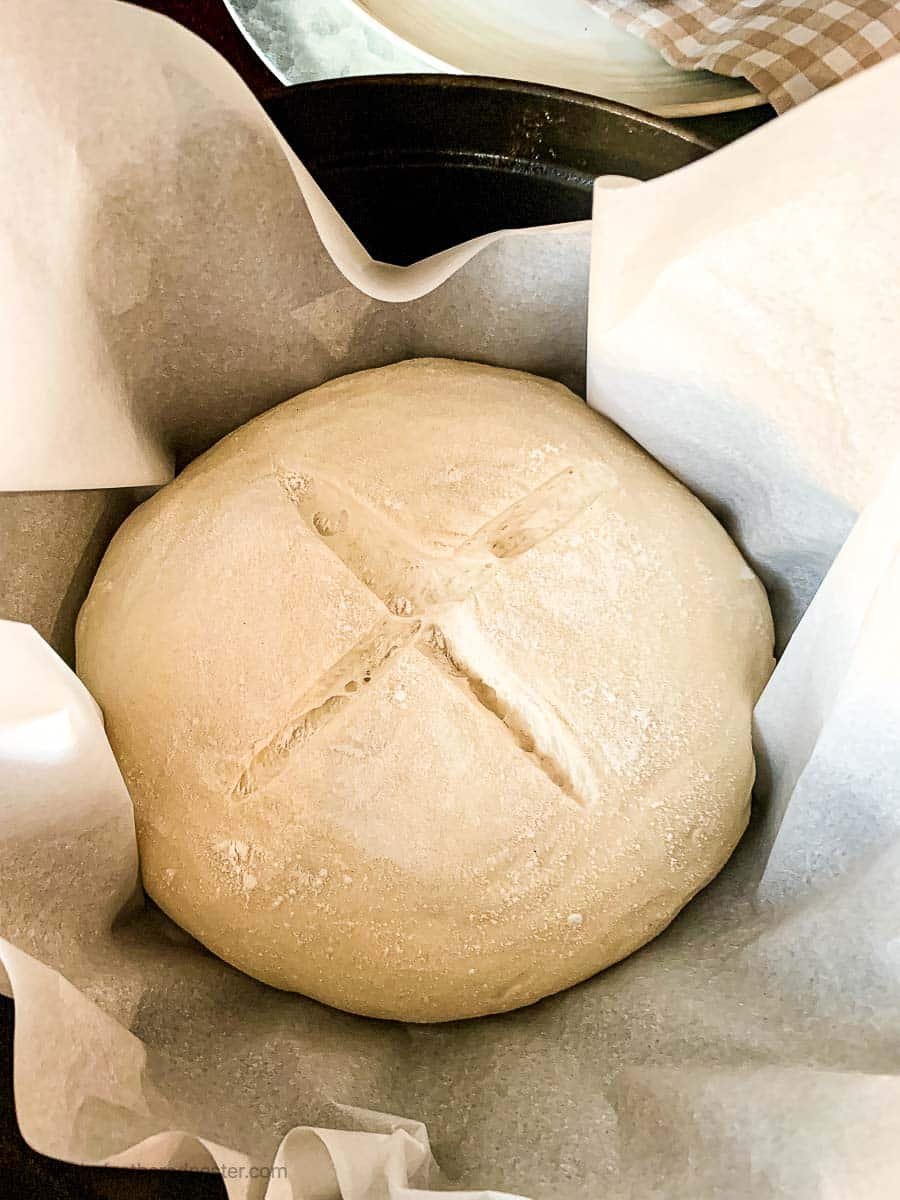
{"left": 264, "top": 74, "right": 717, "bottom": 264}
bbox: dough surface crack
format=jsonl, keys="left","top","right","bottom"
{"left": 235, "top": 464, "right": 608, "bottom": 804}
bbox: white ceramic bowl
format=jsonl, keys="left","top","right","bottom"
{"left": 228, "top": 0, "right": 763, "bottom": 117}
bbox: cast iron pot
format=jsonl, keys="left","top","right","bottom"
{"left": 263, "top": 74, "right": 716, "bottom": 264}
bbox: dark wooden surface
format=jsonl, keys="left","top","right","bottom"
{"left": 2, "top": 3, "right": 772, "bottom": 1195}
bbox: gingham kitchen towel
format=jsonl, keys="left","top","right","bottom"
{"left": 591, "top": 0, "right": 900, "bottom": 110}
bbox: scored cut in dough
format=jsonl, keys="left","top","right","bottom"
{"left": 76, "top": 359, "right": 774, "bottom": 1022}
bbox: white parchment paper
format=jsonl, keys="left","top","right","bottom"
{"left": 3, "top": 3, "right": 900, "bottom": 1198}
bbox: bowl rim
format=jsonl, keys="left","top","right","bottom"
{"left": 263, "top": 73, "right": 721, "bottom": 155}
{"left": 329, "top": 0, "right": 763, "bottom": 117}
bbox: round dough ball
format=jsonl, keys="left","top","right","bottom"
{"left": 76, "top": 359, "right": 773, "bottom": 1022}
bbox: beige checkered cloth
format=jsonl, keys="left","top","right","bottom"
{"left": 592, "top": 0, "right": 900, "bottom": 110}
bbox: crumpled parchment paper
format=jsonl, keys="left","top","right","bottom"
{"left": 2, "top": 3, "right": 900, "bottom": 1198}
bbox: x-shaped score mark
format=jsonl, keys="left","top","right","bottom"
{"left": 233, "top": 461, "right": 612, "bottom": 808}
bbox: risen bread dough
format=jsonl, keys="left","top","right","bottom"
{"left": 77, "top": 359, "right": 773, "bottom": 1022}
